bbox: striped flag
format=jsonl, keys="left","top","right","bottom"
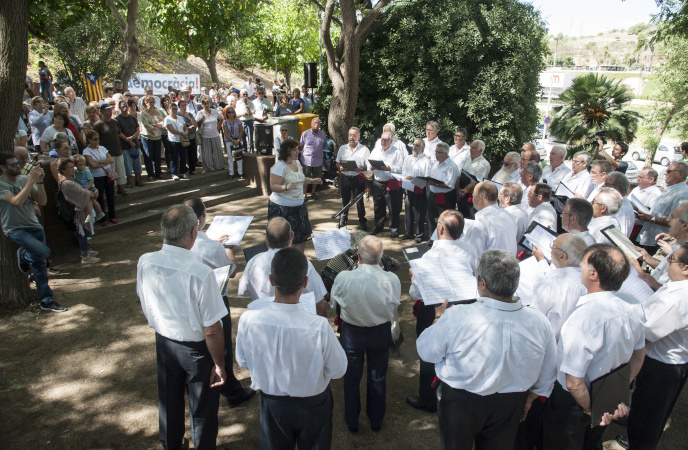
{"left": 82, "top": 72, "right": 104, "bottom": 103}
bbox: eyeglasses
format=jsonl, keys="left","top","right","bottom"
{"left": 668, "top": 254, "right": 686, "bottom": 266}
{"left": 550, "top": 242, "right": 567, "bottom": 255}
{"left": 281, "top": 129, "right": 288, "bottom": 132}
{"left": 503, "top": 161, "right": 515, "bottom": 166}
{"left": 3, "top": 161, "right": 20, "bottom": 167}
{"left": 665, "top": 169, "right": 679, "bottom": 174}
{"left": 425, "top": 128, "right": 436, "bottom": 132}
{"left": 454, "top": 134, "right": 464, "bottom": 138}
{"left": 572, "top": 160, "right": 586, "bottom": 165}
{"left": 591, "top": 199, "right": 604, "bottom": 207}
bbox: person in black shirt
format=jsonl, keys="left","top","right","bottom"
{"left": 594, "top": 139, "right": 629, "bottom": 174}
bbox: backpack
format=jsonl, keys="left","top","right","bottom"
{"left": 55, "top": 181, "right": 75, "bottom": 222}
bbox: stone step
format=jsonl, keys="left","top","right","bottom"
{"left": 114, "top": 169, "right": 234, "bottom": 203}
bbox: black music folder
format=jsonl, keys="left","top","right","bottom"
{"left": 589, "top": 363, "right": 631, "bottom": 428}
{"left": 243, "top": 243, "right": 268, "bottom": 262}
{"left": 401, "top": 243, "right": 431, "bottom": 262}
{"left": 339, "top": 160, "right": 359, "bottom": 171}
{"left": 368, "top": 159, "right": 387, "bottom": 170}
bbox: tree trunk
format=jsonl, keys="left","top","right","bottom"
{"left": 0, "top": 0, "right": 34, "bottom": 310}
{"left": 645, "top": 100, "right": 688, "bottom": 168}
{"left": 326, "top": 47, "right": 360, "bottom": 147}
{"left": 105, "top": 0, "right": 140, "bottom": 86}
{"left": 284, "top": 68, "right": 291, "bottom": 93}
{"left": 201, "top": 51, "right": 221, "bottom": 87}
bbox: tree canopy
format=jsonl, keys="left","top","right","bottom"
{"left": 351, "top": 0, "right": 548, "bottom": 162}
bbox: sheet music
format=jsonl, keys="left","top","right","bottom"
{"left": 618, "top": 270, "right": 654, "bottom": 305}
{"left": 409, "top": 258, "right": 477, "bottom": 305}
{"left": 212, "top": 264, "right": 234, "bottom": 297}
{"left": 522, "top": 225, "right": 557, "bottom": 261}
{"left": 411, "top": 177, "right": 427, "bottom": 189}
{"left": 312, "top": 229, "right": 351, "bottom": 261}
{"left": 247, "top": 292, "right": 317, "bottom": 314}
{"left": 555, "top": 181, "right": 575, "bottom": 198}
{"left": 206, "top": 215, "right": 253, "bottom": 246}
{"left": 601, "top": 226, "right": 642, "bottom": 259}
{"left": 391, "top": 173, "right": 416, "bottom": 191}
{"left": 628, "top": 192, "right": 650, "bottom": 214}
{"left": 515, "top": 257, "right": 547, "bottom": 303}
{"left": 430, "top": 219, "right": 474, "bottom": 241}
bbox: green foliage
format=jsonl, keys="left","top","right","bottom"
{"left": 145, "top": 0, "right": 259, "bottom": 61}
{"left": 549, "top": 73, "right": 640, "bottom": 146}
{"left": 354, "top": 0, "right": 548, "bottom": 163}
{"left": 245, "top": 0, "right": 320, "bottom": 84}
{"left": 28, "top": 0, "right": 94, "bottom": 40}
{"left": 647, "top": 35, "right": 688, "bottom": 139}
{"left": 628, "top": 22, "right": 650, "bottom": 35}
{"left": 653, "top": 0, "right": 688, "bottom": 42}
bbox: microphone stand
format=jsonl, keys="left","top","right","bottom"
{"left": 332, "top": 189, "right": 367, "bottom": 219}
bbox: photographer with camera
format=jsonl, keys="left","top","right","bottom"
{"left": 593, "top": 133, "right": 629, "bottom": 174}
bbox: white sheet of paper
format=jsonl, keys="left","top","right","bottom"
{"left": 206, "top": 215, "right": 253, "bottom": 246}
{"left": 555, "top": 181, "right": 575, "bottom": 198}
{"left": 515, "top": 257, "right": 547, "bottom": 303}
{"left": 628, "top": 192, "right": 651, "bottom": 214}
{"left": 430, "top": 219, "right": 474, "bottom": 242}
{"left": 247, "top": 292, "right": 317, "bottom": 315}
{"left": 212, "top": 264, "right": 233, "bottom": 297}
{"left": 617, "top": 271, "right": 654, "bottom": 305}
{"left": 312, "top": 229, "right": 351, "bottom": 261}
{"left": 411, "top": 177, "right": 427, "bottom": 189}
{"left": 392, "top": 173, "right": 416, "bottom": 191}
{"left": 409, "top": 258, "right": 477, "bottom": 305}
{"left": 523, "top": 225, "right": 557, "bottom": 261}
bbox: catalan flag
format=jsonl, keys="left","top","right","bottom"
{"left": 82, "top": 72, "right": 104, "bottom": 103}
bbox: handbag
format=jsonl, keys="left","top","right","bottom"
{"left": 181, "top": 136, "right": 191, "bottom": 147}
{"left": 105, "top": 166, "right": 118, "bottom": 182}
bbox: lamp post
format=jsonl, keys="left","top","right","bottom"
{"left": 543, "top": 37, "right": 560, "bottom": 140}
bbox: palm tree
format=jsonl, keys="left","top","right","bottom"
{"left": 549, "top": 73, "right": 640, "bottom": 146}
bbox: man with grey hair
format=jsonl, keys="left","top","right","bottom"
{"left": 629, "top": 167, "right": 661, "bottom": 212}
{"left": 588, "top": 187, "right": 623, "bottom": 244}
{"left": 527, "top": 183, "right": 557, "bottom": 230}
{"left": 331, "top": 235, "right": 401, "bottom": 432}
{"left": 423, "top": 120, "right": 443, "bottom": 161}
{"left": 561, "top": 198, "right": 597, "bottom": 246}
{"left": 637, "top": 161, "right": 688, "bottom": 252}
{"left": 368, "top": 131, "right": 405, "bottom": 236}
{"left": 336, "top": 126, "right": 370, "bottom": 230}
{"left": 605, "top": 172, "right": 635, "bottom": 237}
{"left": 464, "top": 182, "right": 518, "bottom": 257}
{"left": 373, "top": 122, "right": 407, "bottom": 155}
{"left": 585, "top": 160, "right": 613, "bottom": 202}
{"left": 137, "top": 205, "right": 228, "bottom": 449}
{"left": 499, "top": 183, "right": 529, "bottom": 243}
{"left": 542, "top": 144, "right": 571, "bottom": 189}
{"left": 457, "top": 140, "right": 490, "bottom": 219}
{"left": 448, "top": 128, "right": 470, "bottom": 171}
{"left": 13, "top": 147, "right": 31, "bottom": 173}
{"left": 417, "top": 249, "right": 557, "bottom": 449}
{"left": 402, "top": 138, "right": 431, "bottom": 242}
{"left": 492, "top": 151, "right": 521, "bottom": 184}
{"left": 427, "top": 142, "right": 459, "bottom": 236}
{"left": 560, "top": 150, "right": 594, "bottom": 197}
{"left": 64, "top": 86, "right": 87, "bottom": 121}
{"left": 519, "top": 161, "right": 542, "bottom": 213}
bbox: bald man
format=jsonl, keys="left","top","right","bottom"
{"left": 463, "top": 182, "right": 518, "bottom": 258}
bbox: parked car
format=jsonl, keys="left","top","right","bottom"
{"left": 624, "top": 160, "right": 639, "bottom": 184}
{"left": 630, "top": 142, "right": 683, "bottom": 167}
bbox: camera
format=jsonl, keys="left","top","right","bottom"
{"left": 592, "top": 131, "right": 607, "bottom": 148}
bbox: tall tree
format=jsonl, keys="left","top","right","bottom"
{"left": 1, "top": 0, "right": 35, "bottom": 310}
{"left": 147, "top": 0, "right": 260, "bottom": 86}
{"left": 549, "top": 73, "right": 640, "bottom": 147}
{"left": 248, "top": 0, "right": 320, "bottom": 89}
{"left": 104, "top": 0, "right": 140, "bottom": 85}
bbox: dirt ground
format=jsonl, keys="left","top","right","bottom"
{"left": 1, "top": 185, "right": 686, "bottom": 449}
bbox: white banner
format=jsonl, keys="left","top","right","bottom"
{"left": 128, "top": 73, "right": 201, "bottom": 95}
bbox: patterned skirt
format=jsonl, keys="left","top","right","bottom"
{"left": 200, "top": 136, "right": 225, "bottom": 171}
{"left": 268, "top": 200, "right": 313, "bottom": 244}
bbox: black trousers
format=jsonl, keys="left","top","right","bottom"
{"left": 220, "top": 297, "right": 244, "bottom": 401}
{"left": 373, "top": 180, "right": 402, "bottom": 231}
{"left": 404, "top": 188, "right": 427, "bottom": 239}
{"left": 187, "top": 137, "right": 198, "bottom": 174}
{"left": 438, "top": 381, "right": 528, "bottom": 450}
{"left": 93, "top": 175, "right": 115, "bottom": 221}
{"left": 416, "top": 301, "right": 438, "bottom": 409}
{"left": 340, "top": 321, "right": 392, "bottom": 430}
{"left": 628, "top": 356, "right": 688, "bottom": 449}
{"left": 514, "top": 397, "right": 545, "bottom": 450}
{"left": 155, "top": 333, "right": 220, "bottom": 450}
{"left": 542, "top": 381, "right": 606, "bottom": 450}
{"left": 457, "top": 194, "right": 476, "bottom": 220}
{"left": 340, "top": 174, "right": 367, "bottom": 225}
{"left": 259, "top": 386, "right": 333, "bottom": 450}
{"left": 427, "top": 190, "right": 457, "bottom": 236}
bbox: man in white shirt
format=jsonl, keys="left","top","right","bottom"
{"left": 407, "top": 210, "right": 479, "bottom": 414}
{"left": 637, "top": 161, "right": 688, "bottom": 251}
{"left": 241, "top": 76, "right": 255, "bottom": 99}
{"left": 499, "top": 183, "right": 529, "bottom": 244}
{"left": 427, "top": 142, "right": 459, "bottom": 236}
{"left": 520, "top": 161, "right": 542, "bottom": 213}
{"left": 457, "top": 140, "right": 490, "bottom": 219}
{"left": 542, "top": 144, "right": 571, "bottom": 189}
{"left": 64, "top": 86, "right": 87, "bottom": 121}
{"left": 368, "top": 131, "right": 405, "bottom": 237}
{"left": 464, "top": 182, "right": 518, "bottom": 257}
{"left": 235, "top": 247, "right": 347, "bottom": 449}
{"left": 585, "top": 160, "right": 613, "bottom": 202}
{"left": 562, "top": 198, "right": 597, "bottom": 246}
{"left": 184, "top": 198, "right": 255, "bottom": 408}
{"left": 448, "top": 128, "right": 470, "bottom": 171}
{"left": 629, "top": 167, "right": 662, "bottom": 214}
{"left": 417, "top": 250, "right": 557, "bottom": 449}
{"left": 560, "top": 151, "right": 594, "bottom": 198}
{"left": 137, "top": 205, "right": 227, "bottom": 450}
{"left": 423, "top": 121, "right": 443, "bottom": 161}
{"left": 605, "top": 172, "right": 635, "bottom": 237}
{"left": 335, "top": 127, "right": 370, "bottom": 230}
{"left": 492, "top": 151, "right": 521, "bottom": 184}
{"left": 237, "top": 217, "right": 328, "bottom": 316}
{"left": 588, "top": 188, "right": 623, "bottom": 244}
{"left": 402, "top": 139, "right": 432, "bottom": 242}
{"left": 372, "top": 122, "right": 407, "bottom": 155}
{"left": 628, "top": 242, "right": 688, "bottom": 449}
{"left": 331, "top": 236, "right": 400, "bottom": 432}
{"left": 527, "top": 183, "right": 557, "bottom": 231}
{"left": 543, "top": 244, "right": 645, "bottom": 449}
{"left": 251, "top": 87, "right": 273, "bottom": 123}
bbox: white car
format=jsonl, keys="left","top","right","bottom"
{"left": 630, "top": 142, "right": 683, "bottom": 167}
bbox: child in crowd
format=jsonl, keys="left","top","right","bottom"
{"left": 73, "top": 154, "right": 105, "bottom": 222}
